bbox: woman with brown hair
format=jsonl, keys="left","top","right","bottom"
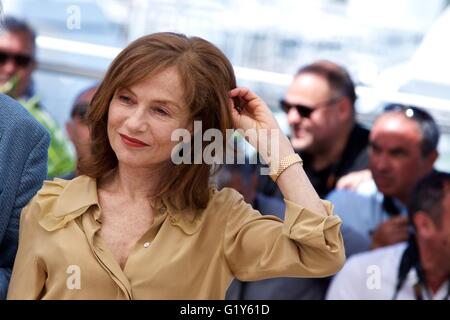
{"left": 7, "top": 32, "right": 344, "bottom": 299}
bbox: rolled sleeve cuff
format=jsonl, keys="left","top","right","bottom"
{"left": 282, "top": 199, "right": 343, "bottom": 252}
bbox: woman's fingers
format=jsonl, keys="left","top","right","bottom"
{"left": 229, "top": 87, "right": 257, "bottom": 101}
{"left": 228, "top": 97, "right": 241, "bottom": 123}
{"left": 229, "top": 87, "right": 281, "bottom": 134}
{"left": 229, "top": 87, "right": 263, "bottom": 112}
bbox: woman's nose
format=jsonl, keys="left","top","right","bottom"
{"left": 125, "top": 108, "right": 147, "bottom": 132}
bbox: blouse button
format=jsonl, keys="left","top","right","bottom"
{"left": 159, "top": 206, "right": 166, "bottom": 214}
{"left": 143, "top": 242, "right": 150, "bottom": 248}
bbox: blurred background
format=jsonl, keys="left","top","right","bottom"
{"left": 2, "top": 0, "right": 450, "bottom": 169}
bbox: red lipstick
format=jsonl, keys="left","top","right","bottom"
{"left": 119, "top": 134, "right": 149, "bottom": 148}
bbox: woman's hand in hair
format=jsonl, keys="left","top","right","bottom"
{"left": 229, "top": 87, "right": 292, "bottom": 163}
{"left": 229, "top": 87, "right": 280, "bottom": 132}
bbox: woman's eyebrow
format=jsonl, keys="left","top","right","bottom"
{"left": 152, "top": 99, "right": 182, "bottom": 110}
{"left": 117, "top": 87, "right": 136, "bottom": 97}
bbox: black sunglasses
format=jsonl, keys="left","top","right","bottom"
{"left": 280, "top": 96, "right": 342, "bottom": 118}
{"left": 71, "top": 102, "right": 89, "bottom": 120}
{"left": 0, "top": 51, "right": 33, "bottom": 68}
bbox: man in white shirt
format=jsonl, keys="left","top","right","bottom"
{"left": 327, "top": 171, "right": 450, "bottom": 300}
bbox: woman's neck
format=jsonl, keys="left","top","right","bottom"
{"left": 100, "top": 164, "right": 165, "bottom": 200}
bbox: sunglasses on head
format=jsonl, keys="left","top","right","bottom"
{"left": 0, "top": 51, "right": 33, "bottom": 68}
{"left": 383, "top": 103, "right": 433, "bottom": 121}
{"left": 279, "top": 96, "right": 342, "bottom": 118}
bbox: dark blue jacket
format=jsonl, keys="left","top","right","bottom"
{"left": 0, "top": 94, "right": 49, "bottom": 299}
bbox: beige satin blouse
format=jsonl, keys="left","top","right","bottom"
{"left": 8, "top": 175, "right": 344, "bottom": 299}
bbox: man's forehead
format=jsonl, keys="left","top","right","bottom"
{"left": 0, "top": 30, "right": 34, "bottom": 51}
{"left": 286, "top": 73, "right": 331, "bottom": 102}
{"left": 369, "top": 126, "right": 422, "bottom": 150}
{"left": 369, "top": 139, "right": 413, "bottom": 152}
{"left": 372, "top": 113, "right": 421, "bottom": 136}
{"left": 289, "top": 73, "right": 330, "bottom": 91}
{"left": 76, "top": 87, "right": 97, "bottom": 105}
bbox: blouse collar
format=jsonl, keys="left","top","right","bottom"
{"left": 36, "top": 175, "right": 205, "bottom": 235}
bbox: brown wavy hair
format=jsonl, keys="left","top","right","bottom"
{"left": 81, "top": 32, "right": 236, "bottom": 210}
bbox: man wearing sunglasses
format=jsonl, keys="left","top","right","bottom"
{"left": 249, "top": 60, "right": 370, "bottom": 300}
{"left": 0, "top": 19, "right": 35, "bottom": 99}
{"left": 258, "top": 60, "right": 370, "bottom": 199}
{"left": 0, "top": 16, "right": 75, "bottom": 178}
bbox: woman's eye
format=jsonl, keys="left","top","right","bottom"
{"left": 153, "top": 107, "right": 169, "bottom": 116}
{"left": 118, "top": 95, "right": 132, "bottom": 104}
